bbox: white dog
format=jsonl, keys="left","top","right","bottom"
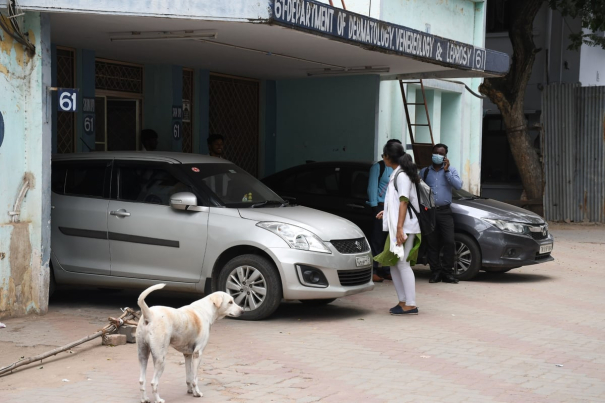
{"left": 136, "top": 284, "right": 243, "bottom": 403}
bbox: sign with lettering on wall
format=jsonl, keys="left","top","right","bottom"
{"left": 182, "top": 100, "right": 191, "bottom": 123}
{"left": 270, "top": 0, "right": 509, "bottom": 75}
{"left": 82, "top": 97, "right": 95, "bottom": 136}
{"left": 57, "top": 88, "right": 79, "bottom": 112}
{"left": 172, "top": 105, "right": 183, "bottom": 140}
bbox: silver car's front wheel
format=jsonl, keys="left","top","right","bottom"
{"left": 225, "top": 265, "right": 267, "bottom": 311}
{"left": 218, "top": 254, "right": 282, "bottom": 320}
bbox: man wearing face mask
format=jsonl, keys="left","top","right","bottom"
{"left": 419, "top": 143, "right": 463, "bottom": 284}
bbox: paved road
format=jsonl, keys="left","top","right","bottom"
{"left": 1, "top": 224, "right": 604, "bottom": 403}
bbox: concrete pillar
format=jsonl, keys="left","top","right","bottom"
{"left": 0, "top": 12, "right": 52, "bottom": 318}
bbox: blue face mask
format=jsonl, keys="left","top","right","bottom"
{"left": 432, "top": 154, "right": 445, "bottom": 165}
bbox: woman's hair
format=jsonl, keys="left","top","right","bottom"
{"left": 382, "top": 142, "right": 420, "bottom": 184}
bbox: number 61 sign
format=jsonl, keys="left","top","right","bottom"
{"left": 57, "top": 89, "right": 79, "bottom": 112}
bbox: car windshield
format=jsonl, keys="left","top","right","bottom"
{"left": 452, "top": 188, "right": 482, "bottom": 200}
{"left": 181, "top": 163, "right": 285, "bottom": 208}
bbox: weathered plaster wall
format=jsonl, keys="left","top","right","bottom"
{"left": 0, "top": 12, "right": 51, "bottom": 318}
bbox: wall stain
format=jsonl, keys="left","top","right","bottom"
{"left": 0, "top": 17, "right": 35, "bottom": 67}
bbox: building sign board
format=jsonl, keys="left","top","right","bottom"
{"left": 57, "top": 88, "right": 79, "bottom": 112}
{"left": 270, "top": 0, "right": 509, "bottom": 75}
{"left": 82, "top": 97, "right": 95, "bottom": 136}
{"left": 172, "top": 105, "right": 183, "bottom": 140}
{"left": 182, "top": 100, "right": 191, "bottom": 123}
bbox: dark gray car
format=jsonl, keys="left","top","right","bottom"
{"left": 262, "top": 161, "right": 554, "bottom": 280}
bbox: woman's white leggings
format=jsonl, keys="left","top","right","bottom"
{"left": 390, "top": 235, "right": 417, "bottom": 306}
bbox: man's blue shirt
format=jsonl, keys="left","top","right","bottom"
{"left": 367, "top": 162, "right": 393, "bottom": 207}
{"left": 420, "top": 165, "right": 463, "bottom": 207}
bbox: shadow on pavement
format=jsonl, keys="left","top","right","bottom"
{"left": 470, "top": 271, "right": 554, "bottom": 283}
{"left": 412, "top": 265, "right": 553, "bottom": 284}
{"left": 266, "top": 301, "right": 371, "bottom": 322}
{"left": 50, "top": 287, "right": 371, "bottom": 322}
{"left": 50, "top": 286, "right": 201, "bottom": 311}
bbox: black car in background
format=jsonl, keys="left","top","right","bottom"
{"left": 262, "top": 161, "right": 554, "bottom": 280}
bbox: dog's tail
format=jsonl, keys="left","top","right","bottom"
{"left": 137, "top": 283, "right": 166, "bottom": 322}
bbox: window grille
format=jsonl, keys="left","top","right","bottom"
{"left": 95, "top": 60, "right": 143, "bottom": 94}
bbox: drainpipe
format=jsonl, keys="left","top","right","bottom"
{"left": 8, "top": 179, "right": 31, "bottom": 223}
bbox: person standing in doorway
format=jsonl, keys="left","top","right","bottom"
{"left": 207, "top": 134, "right": 225, "bottom": 159}
{"left": 420, "top": 143, "right": 463, "bottom": 284}
{"left": 367, "top": 139, "right": 401, "bottom": 282}
{"left": 140, "top": 129, "right": 158, "bottom": 151}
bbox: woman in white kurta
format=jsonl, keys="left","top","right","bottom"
{"left": 374, "top": 142, "right": 422, "bottom": 315}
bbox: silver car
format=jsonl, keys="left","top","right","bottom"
{"left": 50, "top": 152, "right": 374, "bottom": 320}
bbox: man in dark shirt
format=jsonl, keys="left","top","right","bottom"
{"left": 420, "top": 143, "right": 463, "bottom": 284}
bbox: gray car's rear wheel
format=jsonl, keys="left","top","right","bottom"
{"left": 452, "top": 233, "right": 482, "bottom": 281}
{"left": 218, "top": 254, "right": 282, "bottom": 321}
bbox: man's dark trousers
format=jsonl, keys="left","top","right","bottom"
{"left": 427, "top": 206, "right": 456, "bottom": 275}
{"left": 370, "top": 204, "right": 390, "bottom": 276}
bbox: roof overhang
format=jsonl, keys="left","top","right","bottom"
{"left": 17, "top": 0, "right": 509, "bottom": 80}
{"left": 268, "top": 0, "right": 509, "bottom": 79}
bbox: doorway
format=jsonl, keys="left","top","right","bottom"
{"left": 95, "top": 97, "right": 140, "bottom": 151}
{"left": 94, "top": 59, "right": 144, "bottom": 151}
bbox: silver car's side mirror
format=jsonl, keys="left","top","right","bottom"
{"left": 170, "top": 192, "right": 208, "bottom": 212}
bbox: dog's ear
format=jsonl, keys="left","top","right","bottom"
{"left": 209, "top": 293, "right": 223, "bottom": 308}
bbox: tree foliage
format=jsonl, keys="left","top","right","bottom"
{"left": 548, "top": 0, "right": 605, "bottom": 49}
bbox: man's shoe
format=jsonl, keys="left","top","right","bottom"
{"left": 383, "top": 274, "right": 392, "bottom": 281}
{"left": 373, "top": 274, "right": 384, "bottom": 283}
{"left": 429, "top": 272, "right": 442, "bottom": 283}
{"left": 442, "top": 274, "right": 459, "bottom": 284}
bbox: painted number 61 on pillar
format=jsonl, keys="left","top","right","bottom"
{"left": 58, "top": 89, "right": 79, "bottom": 112}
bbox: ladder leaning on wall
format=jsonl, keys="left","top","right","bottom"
{"left": 398, "top": 79, "right": 435, "bottom": 168}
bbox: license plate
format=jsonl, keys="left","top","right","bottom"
{"left": 355, "top": 255, "right": 372, "bottom": 267}
{"left": 539, "top": 244, "right": 553, "bottom": 254}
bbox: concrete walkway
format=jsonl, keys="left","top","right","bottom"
{"left": 1, "top": 224, "right": 604, "bottom": 402}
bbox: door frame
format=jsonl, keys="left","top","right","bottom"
{"left": 95, "top": 96, "right": 141, "bottom": 151}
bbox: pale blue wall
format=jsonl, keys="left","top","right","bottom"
{"left": 376, "top": 0, "right": 487, "bottom": 192}
{"left": 0, "top": 12, "right": 52, "bottom": 318}
{"left": 275, "top": 75, "right": 379, "bottom": 170}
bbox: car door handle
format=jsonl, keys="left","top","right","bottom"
{"left": 110, "top": 210, "right": 131, "bottom": 218}
{"left": 346, "top": 204, "right": 366, "bottom": 210}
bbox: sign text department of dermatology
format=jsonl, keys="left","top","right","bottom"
{"left": 272, "top": 0, "right": 487, "bottom": 71}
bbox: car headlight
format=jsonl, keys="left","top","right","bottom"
{"left": 482, "top": 218, "right": 530, "bottom": 235}
{"left": 256, "top": 222, "right": 332, "bottom": 254}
